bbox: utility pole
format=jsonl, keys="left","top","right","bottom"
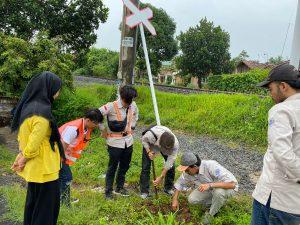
{"left": 290, "top": 0, "right": 300, "bottom": 69}
{"left": 118, "top": 0, "right": 139, "bottom": 85}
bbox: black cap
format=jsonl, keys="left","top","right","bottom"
{"left": 257, "top": 64, "right": 300, "bottom": 88}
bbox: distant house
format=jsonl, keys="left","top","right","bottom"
{"left": 234, "top": 60, "right": 277, "bottom": 74}
{"left": 158, "top": 61, "right": 178, "bottom": 85}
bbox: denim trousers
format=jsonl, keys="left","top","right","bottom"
{"left": 251, "top": 195, "right": 300, "bottom": 225}
{"left": 59, "top": 162, "right": 73, "bottom": 205}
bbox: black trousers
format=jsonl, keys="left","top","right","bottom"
{"left": 24, "top": 179, "right": 60, "bottom": 225}
{"left": 105, "top": 144, "right": 133, "bottom": 194}
{"left": 139, "top": 147, "right": 175, "bottom": 193}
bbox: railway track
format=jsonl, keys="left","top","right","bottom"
{"left": 75, "top": 75, "right": 267, "bottom": 97}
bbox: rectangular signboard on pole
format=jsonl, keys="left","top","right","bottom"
{"left": 122, "top": 37, "right": 134, "bottom": 47}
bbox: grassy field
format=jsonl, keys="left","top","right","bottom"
{"left": 0, "top": 141, "right": 252, "bottom": 225}
{"left": 69, "top": 83, "right": 272, "bottom": 150}
{"left": 0, "top": 83, "right": 271, "bottom": 224}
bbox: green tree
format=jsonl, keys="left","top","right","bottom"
{"left": 136, "top": 3, "right": 178, "bottom": 78}
{"left": 234, "top": 50, "right": 249, "bottom": 61}
{"left": 267, "top": 56, "right": 285, "bottom": 65}
{"left": 0, "top": 33, "right": 74, "bottom": 96}
{"left": 232, "top": 50, "right": 249, "bottom": 66}
{"left": 78, "top": 48, "right": 119, "bottom": 78}
{"left": 176, "top": 18, "right": 232, "bottom": 87}
{"left": 0, "top": 0, "right": 109, "bottom": 55}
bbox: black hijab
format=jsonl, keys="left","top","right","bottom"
{"left": 11, "top": 71, "right": 65, "bottom": 159}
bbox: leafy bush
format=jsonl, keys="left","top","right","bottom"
{"left": 207, "top": 69, "right": 269, "bottom": 95}
{"left": 52, "top": 84, "right": 116, "bottom": 126}
{"left": 0, "top": 32, "right": 74, "bottom": 97}
{"left": 78, "top": 48, "right": 119, "bottom": 78}
{"left": 72, "top": 67, "right": 89, "bottom": 76}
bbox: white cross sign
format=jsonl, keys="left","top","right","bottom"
{"left": 123, "top": 0, "right": 157, "bottom": 36}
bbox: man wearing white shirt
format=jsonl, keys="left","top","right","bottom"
{"left": 172, "top": 152, "right": 238, "bottom": 224}
{"left": 99, "top": 85, "right": 138, "bottom": 199}
{"left": 139, "top": 125, "right": 179, "bottom": 199}
{"left": 251, "top": 64, "right": 300, "bottom": 225}
{"left": 59, "top": 109, "right": 104, "bottom": 206}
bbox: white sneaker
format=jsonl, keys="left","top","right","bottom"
{"left": 71, "top": 198, "right": 79, "bottom": 204}
{"left": 140, "top": 193, "right": 150, "bottom": 199}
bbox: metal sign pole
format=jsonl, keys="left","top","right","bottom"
{"left": 139, "top": 24, "right": 161, "bottom": 125}
{"left": 290, "top": 0, "right": 300, "bottom": 69}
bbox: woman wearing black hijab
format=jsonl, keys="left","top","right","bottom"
{"left": 11, "top": 71, "right": 65, "bottom": 225}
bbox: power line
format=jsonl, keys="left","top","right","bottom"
{"left": 281, "top": 22, "right": 291, "bottom": 57}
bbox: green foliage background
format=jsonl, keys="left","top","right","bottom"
{"left": 73, "top": 48, "right": 119, "bottom": 79}
{"left": 0, "top": 33, "right": 74, "bottom": 96}
{"left": 136, "top": 3, "right": 178, "bottom": 77}
{"left": 0, "top": 0, "right": 109, "bottom": 55}
{"left": 176, "top": 18, "right": 233, "bottom": 87}
{"left": 52, "top": 83, "right": 272, "bottom": 149}
{"left": 207, "top": 69, "right": 269, "bottom": 95}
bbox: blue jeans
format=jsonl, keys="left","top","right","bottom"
{"left": 59, "top": 162, "right": 73, "bottom": 205}
{"left": 251, "top": 195, "right": 300, "bottom": 225}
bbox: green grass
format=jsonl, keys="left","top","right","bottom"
{"left": 0, "top": 145, "right": 15, "bottom": 174}
{"left": 135, "top": 85, "right": 272, "bottom": 151}
{"left": 1, "top": 139, "right": 252, "bottom": 224}
{"left": 1, "top": 83, "right": 265, "bottom": 224}
{"left": 71, "top": 83, "right": 272, "bottom": 150}
{"left": 55, "top": 83, "right": 272, "bottom": 150}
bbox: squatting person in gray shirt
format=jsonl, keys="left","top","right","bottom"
{"left": 139, "top": 125, "right": 179, "bottom": 199}
{"left": 172, "top": 152, "right": 238, "bottom": 225}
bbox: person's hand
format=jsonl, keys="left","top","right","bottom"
{"left": 11, "top": 153, "right": 22, "bottom": 172}
{"left": 101, "top": 131, "right": 108, "bottom": 139}
{"left": 11, "top": 153, "right": 27, "bottom": 172}
{"left": 153, "top": 175, "right": 163, "bottom": 187}
{"left": 16, "top": 155, "right": 27, "bottom": 172}
{"left": 172, "top": 199, "right": 179, "bottom": 211}
{"left": 148, "top": 151, "right": 155, "bottom": 160}
{"left": 198, "top": 184, "right": 210, "bottom": 192}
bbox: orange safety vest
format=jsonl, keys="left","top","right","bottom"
{"left": 59, "top": 118, "right": 91, "bottom": 165}
{"left": 107, "top": 101, "right": 133, "bottom": 138}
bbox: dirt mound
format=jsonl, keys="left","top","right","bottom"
{"left": 142, "top": 200, "right": 197, "bottom": 224}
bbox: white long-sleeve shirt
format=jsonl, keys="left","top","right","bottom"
{"left": 99, "top": 99, "right": 138, "bottom": 148}
{"left": 142, "top": 125, "right": 179, "bottom": 170}
{"left": 252, "top": 93, "right": 300, "bottom": 214}
{"left": 174, "top": 160, "right": 238, "bottom": 192}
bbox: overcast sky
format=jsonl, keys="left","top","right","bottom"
{"left": 95, "top": 0, "right": 298, "bottom": 62}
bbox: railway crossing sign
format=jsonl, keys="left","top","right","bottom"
{"left": 123, "top": 0, "right": 157, "bottom": 36}
{"left": 122, "top": 0, "right": 160, "bottom": 125}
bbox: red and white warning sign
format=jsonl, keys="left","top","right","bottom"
{"left": 123, "top": 0, "right": 156, "bottom": 36}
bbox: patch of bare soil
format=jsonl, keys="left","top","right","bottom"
{"left": 141, "top": 200, "right": 199, "bottom": 224}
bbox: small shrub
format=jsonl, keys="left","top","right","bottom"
{"left": 207, "top": 69, "right": 269, "bottom": 95}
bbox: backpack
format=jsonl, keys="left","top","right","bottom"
{"left": 142, "top": 125, "right": 158, "bottom": 141}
